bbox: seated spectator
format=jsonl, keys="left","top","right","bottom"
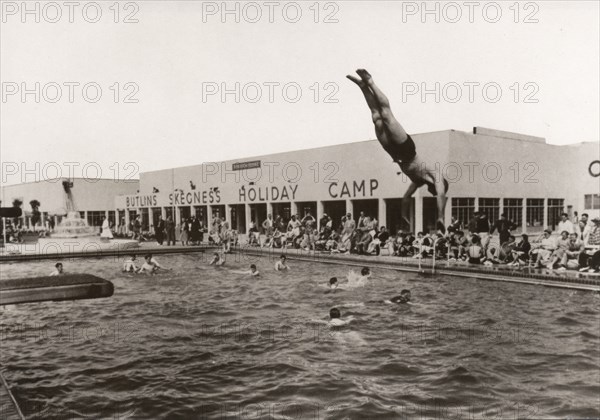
{"left": 508, "top": 234, "right": 532, "bottom": 266}
{"left": 247, "top": 220, "right": 259, "bottom": 246}
{"left": 301, "top": 211, "right": 316, "bottom": 226}
{"left": 532, "top": 229, "right": 557, "bottom": 268}
{"left": 560, "top": 232, "right": 584, "bottom": 270}
{"left": 325, "top": 230, "right": 340, "bottom": 253}
{"left": 433, "top": 233, "right": 447, "bottom": 258}
{"left": 467, "top": 235, "right": 484, "bottom": 264}
{"left": 448, "top": 230, "right": 468, "bottom": 261}
{"left": 287, "top": 215, "right": 301, "bottom": 243}
{"left": 488, "top": 235, "right": 517, "bottom": 263}
{"left": 367, "top": 226, "right": 390, "bottom": 255}
{"left": 355, "top": 217, "right": 373, "bottom": 255}
{"left": 546, "top": 230, "right": 570, "bottom": 269}
{"left": 412, "top": 232, "right": 429, "bottom": 257}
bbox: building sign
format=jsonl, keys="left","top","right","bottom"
{"left": 126, "top": 195, "right": 158, "bottom": 208}
{"left": 169, "top": 190, "right": 221, "bottom": 205}
{"left": 328, "top": 179, "right": 379, "bottom": 199}
{"left": 124, "top": 189, "right": 222, "bottom": 208}
{"left": 238, "top": 184, "right": 298, "bottom": 202}
{"left": 232, "top": 160, "right": 261, "bottom": 171}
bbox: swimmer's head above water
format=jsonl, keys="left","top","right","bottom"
{"left": 329, "top": 277, "right": 338, "bottom": 289}
{"left": 361, "top": 267, "right": 370, "bottom": 277}
{"left": 250, "top": 264, "right": 257, "bottom": 272}
{"left": 390, "top": 289, "right": 411, "bottom": 304}
{"left": 329, "top": 307, "right": 341, "bottom": 319}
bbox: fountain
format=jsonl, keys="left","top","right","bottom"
{"left": 18, "top": 180, "right": 139, "bottom": 255}
{"left": 53, "top": 211, "right": 97, "bottom": 238}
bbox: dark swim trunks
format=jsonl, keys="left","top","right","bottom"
{"left": 388, "top": 134, "right": 417, "bottom": 163}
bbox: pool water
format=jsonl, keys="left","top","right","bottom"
{"left": 1, "top": 253, "right": 599, "bottom": 419}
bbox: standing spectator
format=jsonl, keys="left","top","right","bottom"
{"left": 189, "top": 216, "right": 200, "bottom": 244}
{"left": 319, "top": 213, "right": 330, "bottom": 231}
{"left": 467, "top": 212, "right": 479, "bottom": 235}
{"left": 156, "top": 216, "right": 165, "bottom": 245}
{"left": 133, "top": 215, "right": 141, "bottom": 241}
{"left": 579, "top": 217, "right": 600, "bottom": 272}
{"left": 475, "top": 212, "right": 491, "bottom": 254}
{"left": 340, "top": 213, "right": 355, "bottom": 254}
{"left": 357, "top": 211, "right": 367, "bottom": 229}
{"left": 180, "top": 218, "right": 190, "bottom": 246}
{"left": 576, "top": 213, "right": 591, "bottom": 244}
{"left": 166, "top": 216, "right": 176, "bottom": 246}
{"left": 100, "top": 216, "right": 113, "bottom": 239}
{"left": 491, "top": 213, "right": 517, "bottom": 245}
{"left": 557, "top": 213, "right": 575, "bottom": 234}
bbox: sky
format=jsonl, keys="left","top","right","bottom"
{"left": 1, "top": 0, "right": 599, "bottom": 185}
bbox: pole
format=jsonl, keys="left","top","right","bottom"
{"left": 2, "top": 217, "right": 6, "bottom": 247}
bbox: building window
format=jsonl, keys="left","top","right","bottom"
{"left": 478, "top": 198, "right": 500, "bottom": 223}
{"left": 86, "top": 211, "right": 105, "bottom": 227}
{"left": 451, "top": 198, "right": 475, "bottom": 229}
{"left": 547, "top": 199, "right": 564, "bottom": 231}
{"left": 526, "top": 198, "right": 544, "bottom": 228}
{"left": 107, "top": 211, "right": 116, "bottom": 227}
{"left": 584, "top": 194, "right": 600, "bottom": 210}
{"left": 503, "top": 198, "right": 523, "bottom": 228}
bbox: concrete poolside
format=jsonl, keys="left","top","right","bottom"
{"left": 1, "top": 241, "right": 599, "bottom": 292}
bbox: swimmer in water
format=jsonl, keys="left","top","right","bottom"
{"left": 233, "top": 264, "right": 260, "bottom": 276}
{"left": 209, "top": 252, "right": 225, "bottom": 266}
{"left": 275, "top": 254, "right": 289, "bottom": 271}
{"left": 323, "top": 276, "right": 346, "bottom": 293}
{"left": 49, "top": 262, "right": 64, "bottom": 276}
{"left": 122, "top": 255, "right": 138, "bottom": 273}
{"left": 137, "top": 254, "right": 169, "bottom": 275}
{"left": 386, "top": 289, "right": 412, "bottom": 305}
{"left": 329, "top": 307, "right": 354, "bottom": 326}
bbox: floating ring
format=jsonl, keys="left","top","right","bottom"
{"left": 589, "top": 160, "right": 600, "bottom": 177}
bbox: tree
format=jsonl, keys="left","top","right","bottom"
{"left": 30, "top": 200, "right": 41, "bottom": 231}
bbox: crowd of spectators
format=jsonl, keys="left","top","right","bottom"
{"left": 250, "top": 210, "right": 600, "bottom": 273}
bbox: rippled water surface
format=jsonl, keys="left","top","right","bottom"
{"left": 1, "top": 253, "right": 599, "bottom": 419}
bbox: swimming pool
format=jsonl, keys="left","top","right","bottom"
{"left": 1, "top": 253, "right": 599, "bottom": 419}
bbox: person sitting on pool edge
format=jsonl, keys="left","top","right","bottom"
{"left": 275, "top": 254, "right": 289, "bottom": 271}
{"left": 49, "top": 262, "right": 64, "bottom": 276}
{"left": 209, "top": 252, "right": 225, "bottom": 266}
{"left": 122, "top": 255, "right": 138, "bottom": 273}
{"left": 329, "top": 307, "right": 354, "bottom": 326}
